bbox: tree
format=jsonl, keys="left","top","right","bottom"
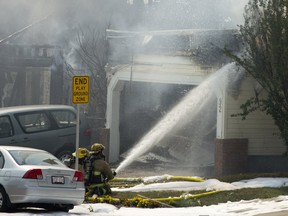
{"left": 64, "top": 0, "right": 130, "bottom": 142}
{"left": 74, "top": 25, "right": 109, "bottom": 140}
{"left": 225, "top": 0, "right": 288, "bottom": 149}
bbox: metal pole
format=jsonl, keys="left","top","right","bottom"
{"left": 75, "top": 104, "right": 80, "bottom": 170}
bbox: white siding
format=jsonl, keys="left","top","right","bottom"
{"left": 224, "top": 76, "right": 285, "bottom": 155}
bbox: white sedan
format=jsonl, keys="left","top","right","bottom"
{"left": 0, "top": 146, "right": 85, "bottom": 212}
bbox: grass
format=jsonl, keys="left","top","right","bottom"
{"left": 98, "top": 172, "right": 288, "bottom": 208}
{"left": 216, "top": 172, "right": 288, "bottom": 183}
{"left": 199, "top": 187, "right": 288, "bottom": 206}
{"left": 109, "top": 187, "right": 288, "bottom": 207}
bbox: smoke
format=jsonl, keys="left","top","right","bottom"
{"left": 0, "top": 0, "right": 249, "bottom": 65}
{"left": 0, "top": 0, "right": 127, "bottom": 45}
{"left": 0, "top": 0, "right": 249, "bottom": 38}
{"left": 130, "top": 0, "right": 249, "bottom": 31}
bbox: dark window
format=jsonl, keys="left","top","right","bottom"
{"left": 51, "top": 110, "right": 76, "bottom": 128}
{"left": 0, "top": 116, "right": 13, "bottom": 138}
{"left": 0, "top": 152, "right": 4, "bottom": 168}
{"left": 16, "top": 112, "right": 51, "bottom": 133}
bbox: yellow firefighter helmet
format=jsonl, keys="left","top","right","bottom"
{"left": 72, "top": 147, "right": 89, "bottom": 159}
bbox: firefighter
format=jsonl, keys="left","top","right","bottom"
{"left": 85, "top": 143, "right": 116, "bottom": 197}
{"left": 63, "top": 147, "right": 89, "bottom": 175}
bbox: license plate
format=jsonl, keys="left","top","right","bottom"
{"left": 51, "top": 176, "right": 65, "bottom": 184}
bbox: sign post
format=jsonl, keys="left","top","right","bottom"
{"left": 72, "top": 76, "right": 89, "bottom": 170}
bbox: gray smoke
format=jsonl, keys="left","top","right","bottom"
{"left": 0, "top": 0, "right": 125, "bottom": 45}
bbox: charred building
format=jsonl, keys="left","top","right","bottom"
{"left": 0, "top": 44, "right": 66, "bottom": 107}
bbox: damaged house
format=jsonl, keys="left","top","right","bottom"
{"left": 0, "top": 16, "right": 67, "bottom": 108}
{"left": 105, "top": 27, "right": 287, "bottom": 176}
{"left": 0, "top": 44, "right": 65, "bottom": 107}
{"left": 105, "top": 29, "right": 238, "bottom": 175}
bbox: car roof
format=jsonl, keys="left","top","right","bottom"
{"left": 0, "top": 146, "right": 45, "bottom": 152}
{"left": 0, "top": 105, "right": 76, "bottom": 115}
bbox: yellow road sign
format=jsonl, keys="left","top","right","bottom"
{"left": 72, "top": 76, "right": 89, "bottom": 104}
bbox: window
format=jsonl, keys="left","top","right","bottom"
{"left": 51, "top": 110, "right": 76, "bottom": 128}
{"left": 16, "top": 112, "right": 51, "bottom": 133}
{"left": 0, "top": 116, "right": 13, "bottom": 138}
{"left": 9, "top": 150, "right": 65, "bottom": 167}
{"left": 0, "top": 152, "right": 4, "bottom": 168}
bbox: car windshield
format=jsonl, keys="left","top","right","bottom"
{"left": 9, "top": 150, "right": 66, "bottom": 167}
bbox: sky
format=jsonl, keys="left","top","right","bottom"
{"left": 1, "top": 175, "right": 288, "bottom": 216}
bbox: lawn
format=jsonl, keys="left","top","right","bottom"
{"left": 85, "top": 172, "right": 288, "bottom": 208}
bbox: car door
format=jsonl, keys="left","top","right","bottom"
{"left": 14, "top": 111, "right": 60, "bottom": 154}
{"left": 49, "top": 109, "right": 77, "bottom": 148}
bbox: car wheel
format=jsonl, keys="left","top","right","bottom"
{"left": 53, "top": 204, "right": 73, "bottom": 212}
{"left": 45, "top": 204, "right": 73, "bottom": 212}
{"left": 0, "top": 187, "right": 9, "bottom": 212}
{"left": 57, "top": 207, "right": 70, "bottom": 212}
{"left": 56, "top": 150, "right": 73, "bottom": 162}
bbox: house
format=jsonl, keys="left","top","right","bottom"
{"left": 0, "top": 44, "right": 65, "bottom": 107}
{"left": 105, "top": 27, "right": 288, "bottom": 176}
